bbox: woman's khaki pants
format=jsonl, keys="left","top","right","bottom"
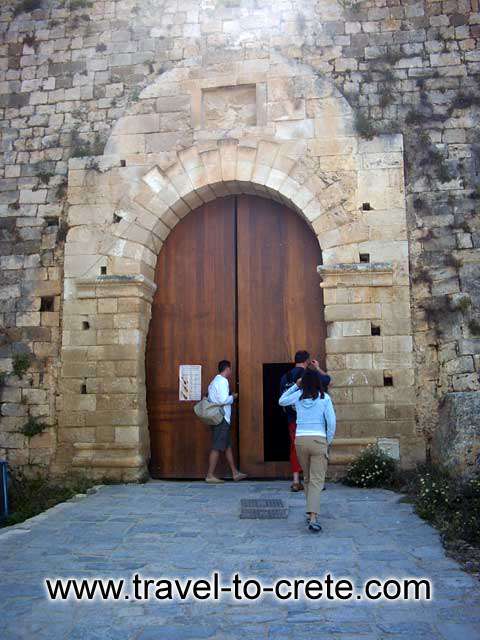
{"left": 294, "top": 435, "right": 329, "bottom": 514}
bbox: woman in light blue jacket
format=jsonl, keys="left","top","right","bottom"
{"left": 279, "top": 365, "right": 336, "bottom": 532}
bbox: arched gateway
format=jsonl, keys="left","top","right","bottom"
{"left": 146, "top": 194, "right": 326, "bottom": 478}
{"left": 54, "top": 53, "right": 423, "bottom": 481}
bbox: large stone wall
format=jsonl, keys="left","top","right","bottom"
{"left": 0, "top": 0, "right": 479, "bottom": 478}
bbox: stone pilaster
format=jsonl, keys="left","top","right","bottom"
{"left": 53, "top": 275, "right": 156, "bottom": 481}
{"left": 318, "top": 262, "right": 424, "bottom": 469}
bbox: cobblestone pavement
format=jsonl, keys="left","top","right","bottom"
{"left": 1, "top": 481, "right": 480, "bottom": 639}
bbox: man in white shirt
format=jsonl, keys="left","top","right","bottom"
{"left": 206, "top": 359, "right": 247, "bottom": 484}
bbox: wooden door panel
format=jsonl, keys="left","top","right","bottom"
{"left": 147, "top": 197, "right": 237, "bottom": 478}
{"left": 236, "top": 195, "right": 326, "bottom": 478}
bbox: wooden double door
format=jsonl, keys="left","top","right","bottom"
{"left": 146, "top": 195, "right": 326, "bottom": 478}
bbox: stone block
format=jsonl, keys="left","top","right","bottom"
{"left": 275, "top": 119, "right": 315, "bottom": 140}
{"left": 433, "top": 392, "right": 480, "bottom": 476}
{"left": 95, "top": 426, "right": 115, "bottom": 443}
{"left": 381, "top": 301, "right": 411, "bottom": 320}
{"left": 340, "top": 320, "right": 372, "bottom": 336}
{"left": 84, "top": 409, "right": 141, "bottom": 427}
{"left": 336, "top": 403, "right": 385, "bottom": 421}
{"left": 114, "top": 361, "right": 139, "bottom": 376}
{"left": 328, "top": 369, "right": 384, "bottom": 387}
{"left": 329, "top": 387, "right": 353, "bottom": 404}
{"left": 62, "top": 362, "right": 97, "bottom": 378}
{"left": 22, "top": 388, "right": 47, "bottom": 404}
{"left": 58, "top": 427, "right": 96, "bottom": 443}
{"left": 69, "top": 330, "right": 97, "bottom": 347}
{"left": 373, "top": 353, "right": 414, "bottom": 368}
{"left": 452, "top": 373, "right": 480, "bottom": 392}
{"left": 326, "top": 336, "right": 383, "bottom": 354}
{"left": 115, "top": 426, "right": 141, "bottom": 445}
{"left": 383, "top": 336, "right": 413, "bottom": 353}
{"left": 96, "top": 394, "right": 139, "bottom": 411}
{"left": 325, "top": 303, "right": 382, "bottom": 322}
{"left": 19, "top": 189, "right": 47, "bottom": 204}
{"left": 1, "top": 403, "right": 27, "bottom": 417}
{"left": 0, "top": 388, "right": 21, "bottom": 403}
{"left": 115, "top": 114, "right": 160, "bottom": 136}
{"left": 69, "top": 205, "right": 114, "bottom": 226}
{"left": 352, "top": 387, "right": 374, "bottom": 403}
{"left": 386, "top": 405, "right": 415, "bottom": 420}
{"left": 326, "top": 354, "right": 346, "bottom": 370}
{"left": 41, "top": 312, "right": 60, "bottom": 327}
{"left": 444, "top": 356, "right": 475, "bottom": 375}
{"left": 0, "top": 431, "right": 26, "bottom": 448}
{"left": 16, "top": 312, "right": 40, "bottom": 327}
{"left": 96, "top": 330, "right": 118, "bottom": 345}
{"left": 382, "top": 317, "right": 412, "bottom": 335}
{"left": 346, "top": 353, "right": 373, "bottom": 369}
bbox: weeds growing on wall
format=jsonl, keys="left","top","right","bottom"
{"left": 12, "top": 0, "right": 42, "bottom": 17}
{"left": 353, "top": 109, "right": 376, "bottom": 140}
{"left": 12, "top": 353, "right": 31, "bottom": 379}
{"left": 20, "top": 416, "right": 47, "bottom": 439}
{"left": 468, "top": 318, "right": 480, "bottom": 336}
{"left": 70, "top": 131, "right": 104, "bottom": 158}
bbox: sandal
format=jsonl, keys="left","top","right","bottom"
{"left": 205, "top": 476, "right": 224, "bottom": 484}
{"left": 290, "top": 482, "right": 304, "bottom": 492}
{"left": 233, "top": 472, "right": 248, "bottom": 482}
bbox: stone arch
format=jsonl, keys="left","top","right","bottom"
{"left": 56, "top": 52, "right": 421, "bottom": 481}
{"left": 65, "top": 137, "right": 359, "bottom": 285}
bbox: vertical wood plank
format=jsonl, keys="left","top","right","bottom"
{"left": 147, "top": 196, "right": 237, "bottom": 478}
{"left": 236, "top": 195, "right": 326, "bottom": 477}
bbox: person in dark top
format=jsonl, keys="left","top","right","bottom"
{"left": 280, "top": 350, "right": 331, "bottom": 492}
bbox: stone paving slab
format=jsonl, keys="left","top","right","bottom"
{"left": 1, "top": 481, "right": 480, "bottom": 639}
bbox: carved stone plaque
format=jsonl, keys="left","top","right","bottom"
{"left": 202, "top": 84, "right": 257, "bottom": 129}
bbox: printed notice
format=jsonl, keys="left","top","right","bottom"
{"left": 179, "top": 365, "right": 202, "bottom": 401}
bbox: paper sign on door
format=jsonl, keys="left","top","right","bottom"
{"left": 179, "top": 365, "right": 202, "bottom": 401}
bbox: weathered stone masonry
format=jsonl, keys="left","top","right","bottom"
{"left": 0, "top": 0, "right": 479, "bottom": 479}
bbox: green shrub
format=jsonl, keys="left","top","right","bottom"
{"left": 344, "top": 457, "right": 480, "bottom": 550}
{"left": 3, "top": 471, "right": 96, "bottom": 527}
{"left": 343, "top": 444, "right": 398, "bottom": 488}
{"left": 412, "top": 467, "right": 480, "bottom": 546}
{"left": 444, "top": 476, "right": 480, "bottom": 546}
{"left": 414, "top": 466, "right": 455, "bottom": 521}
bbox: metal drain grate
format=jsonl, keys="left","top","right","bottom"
{"left": 240, "top": 498, "right": 288, "bottom": 519}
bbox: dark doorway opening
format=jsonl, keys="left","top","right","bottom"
{"left": 263, "top": 363, "right": 293, "bottom": 462}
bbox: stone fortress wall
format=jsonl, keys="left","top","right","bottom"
{"left": 0, "top": 0, "right": 479, "bottom": 479}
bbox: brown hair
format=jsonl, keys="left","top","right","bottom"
{"left": 300, "top": 368, "right": 325, "bottom": 400}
